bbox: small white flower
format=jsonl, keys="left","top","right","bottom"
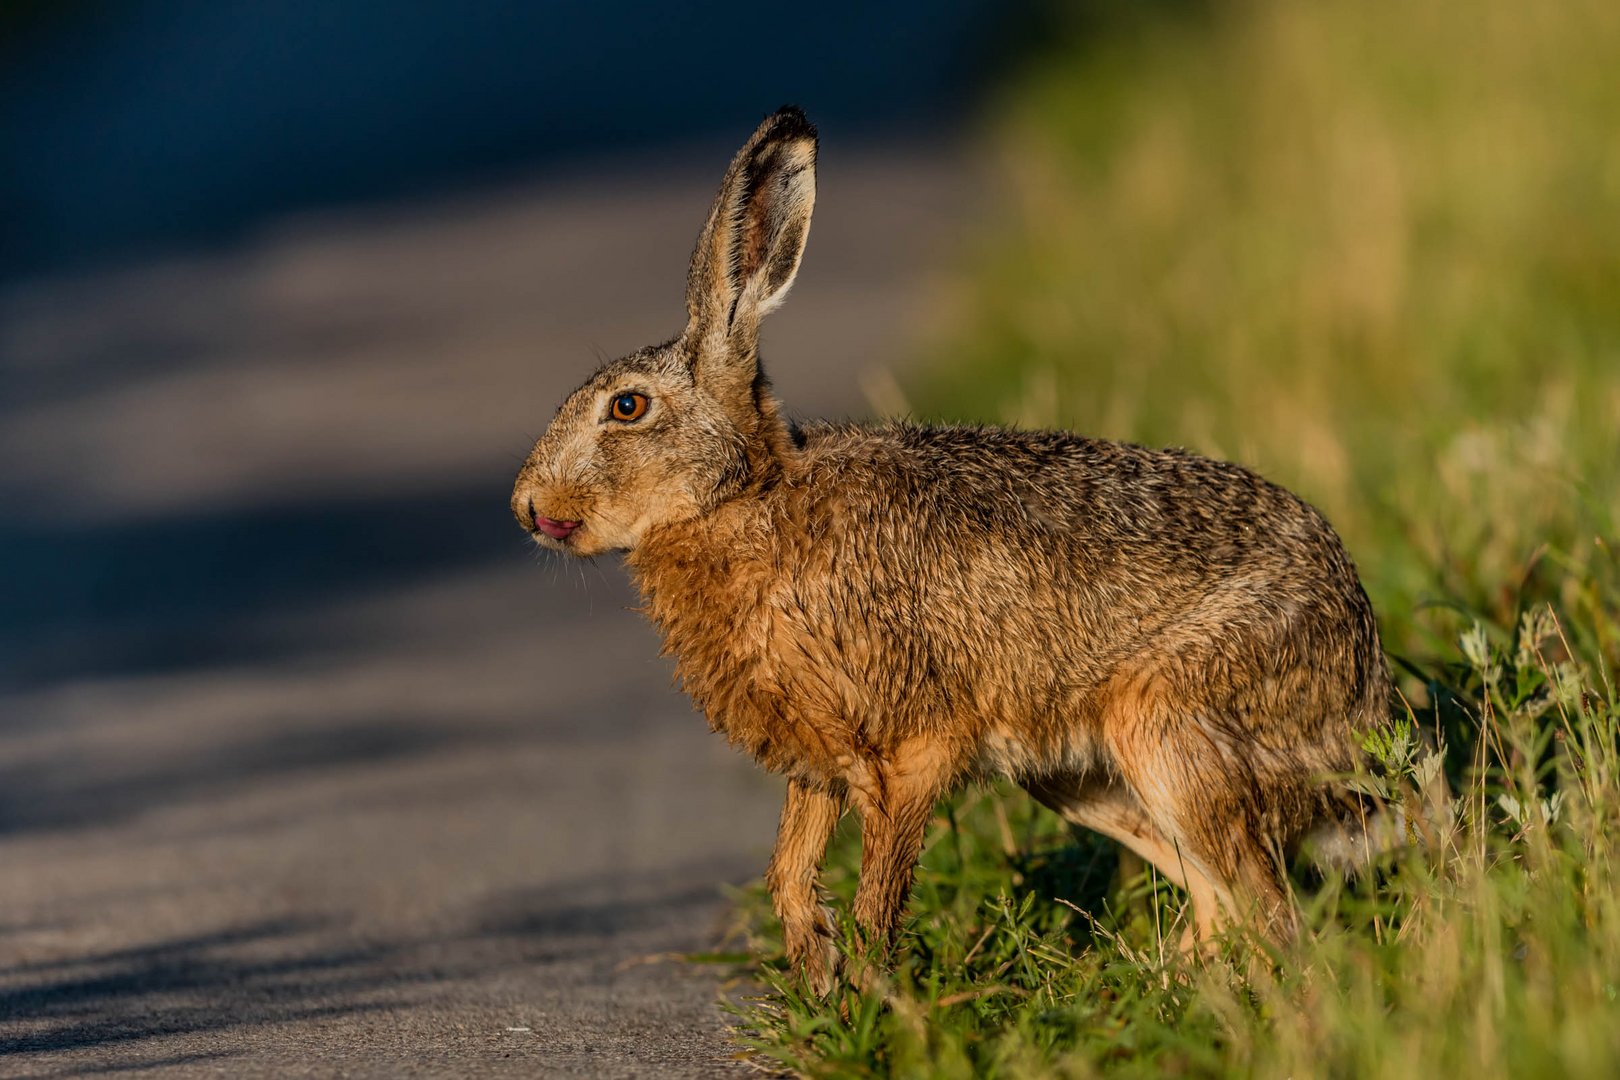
{"left": 1460, "top": 622, "right": 1498, "bottom": 684}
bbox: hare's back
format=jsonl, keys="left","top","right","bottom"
{"left": 799, "top": 420, "right": 1349, "bottom": 577}
{"left": 794, "top": 420, "right": 1378, "bottom": 699}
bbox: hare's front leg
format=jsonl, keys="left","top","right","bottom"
{"left": 849, "top": 751, "right": 950, "bottom": 957}
{"left": 765, "top": 779, "right": 845, "bottom": 996}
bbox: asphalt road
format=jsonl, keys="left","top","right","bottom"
{"left": 0, "top": 145, "right": 970, "bottom": 1077}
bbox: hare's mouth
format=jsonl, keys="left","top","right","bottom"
{"left": 534, "top": 516, "right": 582, "bottom": 542}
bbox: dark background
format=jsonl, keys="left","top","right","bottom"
{"left": 1, "top": 0, "right": 1020, "bottom": 281}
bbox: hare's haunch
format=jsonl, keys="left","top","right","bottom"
{"left": 513, "top": 107, "right": 1389, "bottom": 992}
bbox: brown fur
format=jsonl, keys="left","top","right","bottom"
{"left": 511, "top": 107, "right": 1391, "bottom": 987}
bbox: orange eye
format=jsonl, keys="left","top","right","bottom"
{"left": 609, "top": 392, "right": 649, "bottom": 423}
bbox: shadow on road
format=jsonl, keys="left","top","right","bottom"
{"left": 0, "top": 481, "right": 533, "bottom": 690}
{"left": 0, "top": 711, "right": 545, "bottom": 838}
{"left": 0, "top": 918, "right": 391, "bottom": 1057}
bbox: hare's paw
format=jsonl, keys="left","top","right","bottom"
{"left": 785, "top": 903, "right": 842, "bottom": 999}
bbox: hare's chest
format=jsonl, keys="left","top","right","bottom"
{"left": 684, "top": 611, "right": 868, "bottom": 781}
{"left": 632, "top": 532, "right": 869, "bottom": 779}
{"left": 681, "top": 634, "right": 852, "bottom": 779}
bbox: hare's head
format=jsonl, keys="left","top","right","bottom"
{"left": 512, "top": 107, "right": 817, "bottom": 556}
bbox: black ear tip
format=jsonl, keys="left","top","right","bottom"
{"left": 765, "top": 104, "right": 817, "bottom": 144}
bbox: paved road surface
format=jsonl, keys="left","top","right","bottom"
{"left": 0, "top": 145, "right": 971, "bottom": 1077}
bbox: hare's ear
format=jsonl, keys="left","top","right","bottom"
{"left": 685, "top": 106, "right": 817, "bottom": 353}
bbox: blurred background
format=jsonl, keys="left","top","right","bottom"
{"left": 0, "top": 0, "right": 1015, "bottom": 277}
{"left": 2, "top": 0, "right": 1616, "bottom": 1075}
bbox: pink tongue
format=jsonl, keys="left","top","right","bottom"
{"left": 536, "top": 518, "right": 580, "bottom": 540}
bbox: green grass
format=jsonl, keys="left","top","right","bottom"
{"left": 722, "top": 1, "right": 1620, "bottom": 1075}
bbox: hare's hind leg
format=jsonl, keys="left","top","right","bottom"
{"left": 1024, "top": 773, "right": 1224, "bottom": 945}
{"left": 766, "top": 779, "right": 846, "bottom": 996}
{"left": 1101, "top": 676, "right": 1299, "bottom": 944}
{"left": 1122, "top": 762, "right": 1296, "bottom": 945}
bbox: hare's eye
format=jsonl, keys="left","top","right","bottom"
{"left": 609, "top": 392, "right": 649, "bottom": 423}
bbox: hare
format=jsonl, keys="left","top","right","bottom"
{"left": 512, "top": 107, "right": 1392, "bottom": 993}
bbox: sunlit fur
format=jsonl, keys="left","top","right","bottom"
{"left": 512, "top": 107, "right": 1391, "bottom": 993}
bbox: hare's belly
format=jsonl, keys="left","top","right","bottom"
{"left": 973, "top": 724, "right": 1102, "bottom": 781}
